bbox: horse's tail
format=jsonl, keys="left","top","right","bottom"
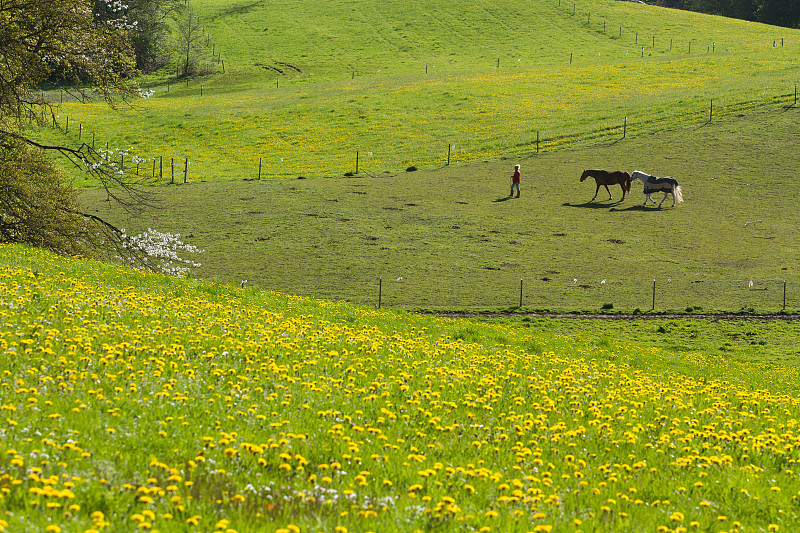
{"left": 674, "top": 185, "right": 684, "bottom": 203}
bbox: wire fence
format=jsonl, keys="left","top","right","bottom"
{"left": 38, "top": 11, "right": 799, "bottom": 182}
{"left": 303, "top": 275, "right": 800, "bottom": 313}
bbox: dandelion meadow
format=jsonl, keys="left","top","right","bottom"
{"left": 1, "top": 243, "right": 799, "bottom": 532}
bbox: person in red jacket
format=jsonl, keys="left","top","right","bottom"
{"left": 510, "top": 164, "right": 521, "bottom": 197}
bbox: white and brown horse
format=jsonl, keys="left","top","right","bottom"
{"left": 631, "top": 171, "right": 683, "bottom": 207}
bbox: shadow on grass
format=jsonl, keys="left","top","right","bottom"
{"left": 562, "top": 200, "right": 627, "bottom": 209}
{"left": 608, "top": 204, "right": 667, "bottom": 212}
{"left": 493, "top": 196, "right": 516, "bottom": 202}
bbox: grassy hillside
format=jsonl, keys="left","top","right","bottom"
{"left": 44, "top": 0, "right": 800, "bottom": 181}
{"left": 81, "top": 105, "right": 800, "bottom": 311}
{"left": 1, "top": 243, "right": 799, "bottom": 532}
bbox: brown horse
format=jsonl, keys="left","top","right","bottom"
{"left": 580, "top": 169, "right": 631, "bottom": 201}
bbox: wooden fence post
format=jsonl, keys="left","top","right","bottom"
{"left": 784, "top": 280, "right": 787, "bottom": 310}
{"left": 652, "top": 279, "right": 656, "bottom": 310}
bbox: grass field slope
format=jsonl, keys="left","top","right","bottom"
{"left": 81, "top": 105, "right": 800, "bottom": 311}
{"left": 49, "top": 0, "right": 800, "bottom": 180}
{"left": 1, "top": 243, "right": 800, "bottom": 532}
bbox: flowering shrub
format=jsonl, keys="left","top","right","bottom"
{"left": 119, "top": 228, "right": 202, "bottom": 276}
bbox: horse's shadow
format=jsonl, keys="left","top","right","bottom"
{"left": 564, "top": 201, "right": 658, "bottom": 212}
{"left": 563, "top": 200, "right": 625, "bottom": 209}
{"left": 609, "top": 204, "right": 664, "bottom": 212}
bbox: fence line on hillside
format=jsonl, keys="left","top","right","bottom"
{"left": 52, "top": 83, "right": 800, "bottom": 183}
{"left": 280, "top": 275, "right": 800, "bottom": 313}
{"left": 46, "top": 0, "right": 796, "bottom": 181}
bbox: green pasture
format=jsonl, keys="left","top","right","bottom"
{"left": 1, "top": 244, "right": 800, "bottom": 533}
{"left": 81, "top": 106, "right": 800, "bottom": 312}
{"left": 43, "top": 0, "right": 800, "bottom": 181}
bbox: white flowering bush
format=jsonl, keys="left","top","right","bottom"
{"left": 119, "top": 228, "right": 203, "bottom": 276}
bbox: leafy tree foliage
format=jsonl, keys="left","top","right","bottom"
{"left": 92, "top": 0, "right": 181, "bottom": 74}
{"left": 174, "top": 4, "right": 210, "bottom": 77}
{"left": 0, "top": 0, "right": 156, "bottom": 261}
{"left": 0, "top": 139, "right": 94, "bottom": 254}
